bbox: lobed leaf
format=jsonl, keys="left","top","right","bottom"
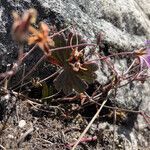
{"left": 51, "top": 32, "right": 98, "bottom": 94}
{"left": 51, "top": 34, "right": 71, "bottom": 66}
{"left": 77, "top": 62, "right": 98, "bottom": 83}
{"left": 54, "top": 68, "right": 88, "bottom": 95}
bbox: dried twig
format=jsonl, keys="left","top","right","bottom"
{"left": 71, "top": 99, "right": 107, "bottom": 150}
{"left": 39, "top": 69, "right": 62, "bottom": 83}
{"left": 17, "top": 126, "right": 34, "bottom": 146}
{"left": 21, "top": 55, "right": 46, "bottom": 81}
{"left": 13, "top": 68, "right": 61, "bottom": 91}
{"left": 113, "top": 108, "right": 116, "bottom": 150}
{"left": 40, "top": 91, "right": 60, "bottom": 101}
{"left": 0, "top": 144, "right": 6, "bottom": 150}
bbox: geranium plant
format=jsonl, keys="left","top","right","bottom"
{"left": 10, "top": 9, "right": 99, "bottom": 95}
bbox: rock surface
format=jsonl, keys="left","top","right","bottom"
{"left": 38, "top": 0, "right": 150, "bottom": 50}
{"left": 0, "top": 0, "right": 150, "bottom": 149}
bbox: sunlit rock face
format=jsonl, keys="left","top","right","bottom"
{"left": 38, "top": 0, "right": 150, "bottom": 49}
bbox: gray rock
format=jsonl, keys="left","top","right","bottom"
{"left": 38, "top": 0, "right": 150, "bottom": 50}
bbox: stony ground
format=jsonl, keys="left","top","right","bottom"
{"left": 0, "top": 84, "right": 149, "bottom": 150}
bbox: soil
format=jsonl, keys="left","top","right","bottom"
{"left": 0, "top": 82, "right": 149, "bottom": 150}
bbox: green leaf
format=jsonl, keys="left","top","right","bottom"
{"left": 42, "top": 82, "right": 49, "bottom": 98}
{"left": 52, "top": 34, "right": 72, "bottom": 66}
{"left": 51, "top": 32, "right": 98, "bottom": 95}
{"left": 54, "top": 68, "right": 88, "bottom": 95}
{"left": 51, "top": 33, "right": 87, "bottom": 67}
{"left": 77, "top": 62, "right": 98, "bottom": 83}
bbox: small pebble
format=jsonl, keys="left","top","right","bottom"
{"left": 8, "top": 134, "right": 14, "bottom": 139}
{"left": 1, "top": 94, "right": 10, "bottom": 101}
{"left": 18, "top": 120, "right": 26, "bottom": 128}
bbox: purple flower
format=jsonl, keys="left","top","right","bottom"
{"left": 145, "top": 40, "right": 150, "bottom": 45}
{"left": 135, "top": 40, "right": 150, "bottom": 69}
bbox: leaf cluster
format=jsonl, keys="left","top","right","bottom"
{"left": 50, "top": 33, "right": 98, "bottom": 94}
{"left": 11, "top": 9, "right": 98, "bottom": 95}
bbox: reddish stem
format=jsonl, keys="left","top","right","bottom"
{"left": 66, "top": 136, "right": 97, "bottom": 148}
{"left": 48, "top": 43, "right": 97, "bottom": 53}
{"left": 140, "top": 112, "right": 150, "bottom": 125}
